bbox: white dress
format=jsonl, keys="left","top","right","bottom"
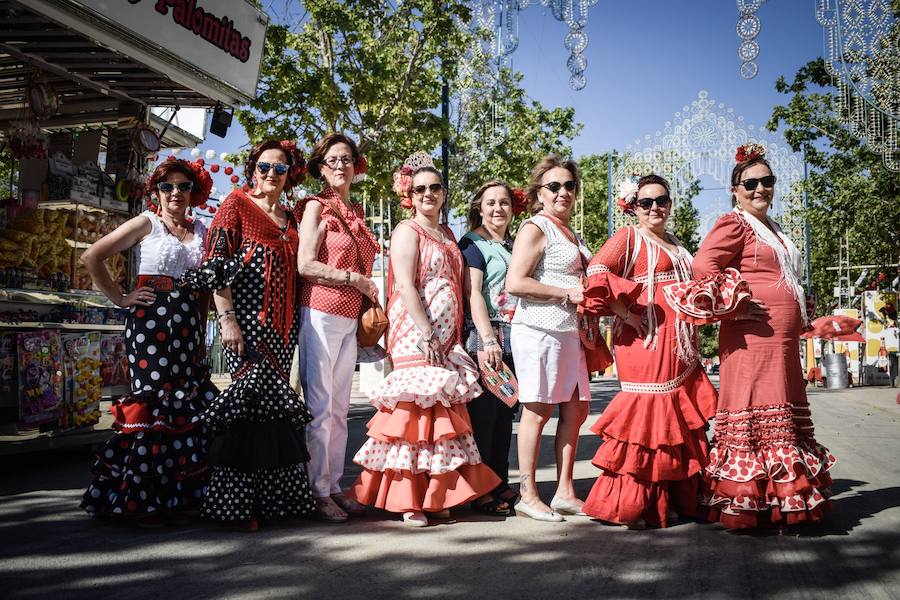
{"left": 511, "top": 214, "right": 591, "bottom": 404}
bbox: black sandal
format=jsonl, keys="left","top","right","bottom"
{"left": 471, "top": 497, "right": 511, "bottom": 516}
{"left": 497, "top": 488, "right": 520, "bottom": 506}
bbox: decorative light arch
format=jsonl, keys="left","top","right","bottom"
{"left": 608, "top": 91, "right": 807, "bottom": 258}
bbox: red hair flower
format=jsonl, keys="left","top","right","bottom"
{"left": 735, "top": 142, "right": 766, "bottom": 163}
{"left": 392, "top": 165, "right": 414, "bottom": 209}
{"left": 617, "top": 196, "right": 636, "bottom": 216}
{"left": 511, "top": 188, "right": 528, "bottom": 215}
{"left": 279, "top": 139, "right": 307, "bottom": 184}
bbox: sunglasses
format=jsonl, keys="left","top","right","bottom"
{"left": 157, "top": 181, "right": 193, "bottom": 193}
{"left": 257, "top": 161, "right": 289, "bottom": 176}
{"left": 636, "top": 195, "right": 672, "bottom": 210}
{"left": 412, "top": 183, "right": 445, "bottom": 195}
{"left": 739, "top": 175, "right": 777, "bottom": 191}
{"left": 541, "top": 180, "right": 577, "bottom": 194}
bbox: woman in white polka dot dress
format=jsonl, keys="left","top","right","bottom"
{"left": 81, "top": 159, "right": 217, "bottom": 528}
{"left": 348, "top": 155, "right": 500, "bottom": 527}
{"left": 183, "top": 140, "right": 316, "bottom": 531}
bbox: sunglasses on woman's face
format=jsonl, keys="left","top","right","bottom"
{"left": 739, "top": 175, "right": 777, "bottom": 191}
{"left": 257, "top": 161, "right": 289, "bottom": 176}
{"left": 412, "top": 183, "right": 445, "bottom": 195}
{"left": 157, "top": 181, "right": 193, "bottom": 193}
{"left": 541, "top": 180, "right": 577, "bottom": 194}
{"left": 636, "top": 195, "right": 672, "bottom": 210}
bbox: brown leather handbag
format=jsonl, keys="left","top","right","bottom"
{"left": 326, "top": 199, "right": 388, "bottom": 347}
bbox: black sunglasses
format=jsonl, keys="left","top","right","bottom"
{"left": 412, "top": 183, "right": 445, "bottom": 195}
{"left": 636, "top": 195, "right": 672, "bottom": 210}
{"left": 739, "top": 175, "right": 777, "bottom": 191}
{"left": 541, "top": 180, "right": 577, "bottom": 194}
{"left": 257, "top": 161, "right": 289, "bottom": 176}
{"left": 157, "top": 181, "right": 193, "bottom": 193}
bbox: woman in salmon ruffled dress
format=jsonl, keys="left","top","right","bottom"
{"left": 348, "top": 153, "right": 500, "bottom": 527}
{"left": 667, "top": 143, "right": 835, "bottom": 530}
{"left": 580, "top": 174, "right": 718, "bottom": 529}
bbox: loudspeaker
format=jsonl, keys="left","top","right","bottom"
{"left": 209, "top": 104, "right": 233, "bottom": 138}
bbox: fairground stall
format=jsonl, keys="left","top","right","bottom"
{"left": 0, "top": 0, "right": 267, "bottom": 453}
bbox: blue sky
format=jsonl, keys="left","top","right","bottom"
{"left": 195, "top": 0, "right": 827, "bottom": 231}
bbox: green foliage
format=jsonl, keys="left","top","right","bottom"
{"left": 577, "top": 153, "right": 611, "bottom": 251}
{"left": 767, "top": 58, "right": 900, "bottom": 314}
{"left": 671, "top": 178, "right": 701, "bottom": 255}
{"left": 698, "top": 323, "right": 719, "bottom": 358}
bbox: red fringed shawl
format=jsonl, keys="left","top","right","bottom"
{"left": 207, "top": 189, "right": 300, "bottom": 342}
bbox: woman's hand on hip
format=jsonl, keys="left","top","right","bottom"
{"left": 622, "top": 310, "right": 648, "bottom": 337}
{"left": 118, "top": 286, "right": 156, "bottom": 308}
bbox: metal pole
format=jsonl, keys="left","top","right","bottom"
{"left": 803, "top": 145, "right": 812, "bottom": 291}
{"left": 607, "top": 152, "right": 613, "bottom": 239}
{"left": 441, "top": 73, "right": 450, "bottom": 224}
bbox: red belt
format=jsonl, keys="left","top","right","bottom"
{"left": 137, "top": 274, "right": 175, "bottom": 292}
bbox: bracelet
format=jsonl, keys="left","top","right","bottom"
{"left": 483, "top": 339, "right": 500, "bottom": 348}
{"left": 560, "top": 292, "right": 570, "bottom": 306}
{"left": 217, "top": 310, "right": 236, "bottom": 322}
{"left": 422, "top": 329, "right": 435, "bottom": 343}
{"left": 343, "top": 270, "right": 351, "bottom": 286}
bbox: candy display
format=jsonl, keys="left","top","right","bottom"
{"left": 17, "top": 330, "right": 63, "bottom": 428}
{"left": 61, "top": 332, "right": 102, "bottom": 428}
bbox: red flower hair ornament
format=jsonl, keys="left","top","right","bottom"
{"left": 511, "top": 187, "right": 528, "bottom": 216}
{"left": 615, "top": 178, "right": 639, "bottom": 216}
{"left": 146, "top": 158, "right": 212, "bottom": 214}
{"left": 392, "top": 151, "right": 436, "bottom": 209}
{"left": 735, "top": 142, "right": 766, "bottom": 163}
{"left": 279, "top": 140, "right": 307, "bottom": 184}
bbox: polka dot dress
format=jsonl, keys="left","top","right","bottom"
{"left": 198, "top": 237, "right": 315, "bottom": 523}
{"left": 81, "top": 288, "right": 217, "bottom": 518}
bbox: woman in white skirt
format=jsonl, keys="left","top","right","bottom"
{"left": 506, "top": 155, "right": 592, "bottom": 522}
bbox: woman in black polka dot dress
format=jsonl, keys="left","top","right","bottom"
{"left": 80, "top": 159, "right": 217, "bottom": 527}
{"left": 184, "top": 140, "right": 315, "bottom": 531}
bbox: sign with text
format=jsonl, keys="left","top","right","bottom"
{"left": 29, "top": 0, "right": 268, "bottom": 105}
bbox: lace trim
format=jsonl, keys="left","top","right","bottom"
{"left": 586, "top": 264, "right": 610, "bottom": 276}
{"left": 633, "top": 270, "right": 677, "bottom": 284}
{"left": 619, "top": 360, "right": 697, "bottom": 393}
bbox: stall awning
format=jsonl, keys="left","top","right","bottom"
{"left": 0, "top": 0, "right": 267, "bottom": 128}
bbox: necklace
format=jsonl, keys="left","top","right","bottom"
{"left": 161, "top": 216, "right": 190, "bottom": 242}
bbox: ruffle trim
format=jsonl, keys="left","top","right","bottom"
{"left": 348, "top": 464, "right": 501, "bottom": 513}
{"left": 370, "top": 346, "right": 481, "bottom": 410}
{"left": 202, "top": 363, "right": 312, "bottom": 430}
{"left": 583, "top": 471, "right": 702, "bottom": 528}
{"left": 662, "top": 267, "right": 751, "bottom": 325}
{"left": 200, "top": 464, "right": 315, "bottom": 522}
{"left": 583, "top": 270, "right": 645, "bottom": 317}
{"left": 179, "top": 255, "right": 243, "bottom": 292}
{"left": 590, "top": 368, "right": 718, "bottom": 448}
{"left": 706, "top": 441, "right": 836, "bottom": 484}
{"left": 353, "top": 433, "right": 483, "bottom": 475}
{"left": 112, "top": 372, "right": 217, "bottom": 434}
{"left": 592, "top": 431, "right": 709, "bottom": 482}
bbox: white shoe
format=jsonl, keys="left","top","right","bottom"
{"left": 402, "top": 511, "right": 428, "bottom": 527}
{"left": 550, "top": 495, "right": 586, "bottom": 516}
{"left": 514, "top": 499, "right": 564, "bottom": 522}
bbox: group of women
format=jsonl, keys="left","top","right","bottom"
{"left": 79, "top": 134, "right": 835, "bottom": 532}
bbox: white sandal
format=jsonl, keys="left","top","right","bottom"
{"left": 402, "top": 511, "right": 428, "bottom": 527}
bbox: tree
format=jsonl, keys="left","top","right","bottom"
{"left": 577, "top": 153, "right": 611, "bottom": 251}
{"left": 671, "top": 178, "right": 701, "bottom": 255}
{"left": 767, "top": 58, "right": 900, "bottom": 314}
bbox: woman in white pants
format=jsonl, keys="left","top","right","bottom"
{"left": 296, "top": 133, "right": 380, "bottom": 522}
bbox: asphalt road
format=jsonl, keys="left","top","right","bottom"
{"left": 1, "top": 380, "right": 898, "bottom": 600}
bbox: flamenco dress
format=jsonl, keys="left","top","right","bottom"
{"left": 581, "top": 226, "right": 718, "bottom": 528}
{"left": 348, "top": 220, "right": 501, "bottom": 513}
{"left": 182, "top": 190, "right": 315, "bottom": 522}
{"left": 82, "top": 211, "right": 216, "bottom": 519}
{"left": 669, "top": 210, "right": 835, "bottom": 529}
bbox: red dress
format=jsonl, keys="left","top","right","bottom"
{"left": 581, "top": 226, "right": 718, "bottom": 528}
{"left": 690, "top": 212, "right": 835, "bottom": 529}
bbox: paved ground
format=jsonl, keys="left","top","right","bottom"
{"left": 1, "top": 380, "right": 899, "bottom": 600}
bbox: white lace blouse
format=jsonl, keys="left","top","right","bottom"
{"left": 135, "top": 210, "right": 207, "bottom": 278}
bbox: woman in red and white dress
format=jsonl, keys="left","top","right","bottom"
{"left": 668, "top": 144, "right": 835, "bottom": 529}
{"left": 581, "top": 174, "right": 718, "bottom": 529}
{"left": 348, "top": 154, "right": 500, "bottom": 527}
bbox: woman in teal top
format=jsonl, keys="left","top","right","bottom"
{"left": 460, "top": 180, "right": 520, "bottom": 515}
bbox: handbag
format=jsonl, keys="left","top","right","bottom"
{"left": 476, "top": 351, "right": 518, "bottom": 408}
{"left": 325, "top": 198, "right": 388, "bottom": 347}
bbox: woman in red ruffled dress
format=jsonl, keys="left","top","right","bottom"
{"left": 348, "top": 153, "right": 500, "bottom": 527}
{"left": 581, "top": 174, "right": 718, "bottom": 529}
{"left": 669, "top": 144, "right": 835, "bottom": 529}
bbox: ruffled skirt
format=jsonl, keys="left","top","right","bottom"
{"left": 583, "top": 366, "right": 717, "bottom": 528}
{"left": 348, "top": 346, "right": 500, "bottom": 512}
{"left": 81, "top": 289, "right": 216, "bottom": 517}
